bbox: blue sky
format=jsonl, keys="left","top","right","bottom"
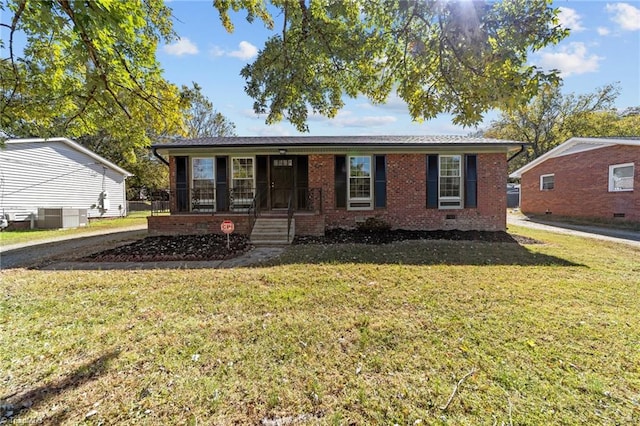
{"left": 159, "top": 1, "right": 640, "bottom": 137}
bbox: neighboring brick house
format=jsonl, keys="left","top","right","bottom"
{"left": 510, "top": 137, "right": 640, "bottom": 223}
{"left": 148, "top": 136, "right": 524, "bottom": 236}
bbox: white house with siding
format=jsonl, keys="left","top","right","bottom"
{"left": 0, "top": 137, "right": 132, "bottom": 224}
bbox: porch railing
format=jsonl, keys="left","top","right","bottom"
{"left": 248, "top": 188, "right": 268, "bottom": 234}
{"left": 287, "top": 190, "right": 294, "bottom": 242}
{"left": 150, "top": 187, "right": 323, "bottom": 216}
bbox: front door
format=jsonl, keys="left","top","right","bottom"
{"left": 271, "top": 157, "right": 294, "bottom": 208}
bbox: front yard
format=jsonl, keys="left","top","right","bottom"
{"left": 1, "top": 225, "right": 639, "bottom": 424}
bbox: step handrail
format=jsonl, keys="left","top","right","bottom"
{"left": 286, "top": 190, "right": 294, "bottom": 242}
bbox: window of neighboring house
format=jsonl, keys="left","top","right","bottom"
{"left": 231, "top": 157, "right": 255, "bottom": 209}
{"left": 609, "top": 163, "right": 634, "bottom": 192}
{"left": 191, "top": 157, "right": 215, "bottom": 212}
{"left": 439, "top": 155, "right": 462, "bottom": 208}
{"left": 540, "top": 174, "right": 555, "bottom": 191}
{"left": 348, "top": 155, "right": 373, "bottom": 210}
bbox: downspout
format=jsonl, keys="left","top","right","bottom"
{"left": 152, "top": 147, "right": 170, "bottom": 166}
{"left": 507, "top": 144, "right": 526, "bottom": 163}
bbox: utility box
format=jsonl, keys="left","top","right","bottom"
{"left": 37, "top": 208, "right": 88, "bottom": 229}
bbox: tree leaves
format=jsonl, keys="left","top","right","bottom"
{"left": 237, "top": 0, "right": 568, "bottom": 131}
{"left": 483, "top": 82, "right": 640, "bottom": 172}
{"left": 1, "top": 0, "right": 183, "bottom": 148}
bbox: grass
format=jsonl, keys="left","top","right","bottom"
{"left": 1, "top": 226, "right": 639, "bottom": 424}
{"left": 0, "top": 211, "right": 149, "bottom": 246}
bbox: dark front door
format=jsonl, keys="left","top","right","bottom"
{"left": 271, "top": 157, "right": 294, "bottom": 208}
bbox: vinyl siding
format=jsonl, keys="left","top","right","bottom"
{"left": 0, "top": 141, "right": 128, "bottom": 221}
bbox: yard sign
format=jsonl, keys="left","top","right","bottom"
{"left": 221, "top": 220, "right": 234, "bottom": 249}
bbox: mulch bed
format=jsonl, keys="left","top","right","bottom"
{"left": 83, "top": 229, "right": 540, "bottom": 263}
{"left": 82, "top": 234, "right": 253, "bottom": 262}
{"left": 294, "top": 229, "right": 539, "bottom": 245}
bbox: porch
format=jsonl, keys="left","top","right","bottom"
{"left": 148, "top": 187, "right": 325, "bottom": 238}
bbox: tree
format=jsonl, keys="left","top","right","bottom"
{"left": 482, "top": 82, "right": 640, "bottom": 171}
{"left": 182, "top": 83, "right": 236, "bottom": 138}
{"left": 1, "top": 0, "right": 186, "bottom": 147}
{"left": 2, "top": 0, "right": 568, "bottom": 137}
{"left": 74, "top": 84, "right": 236, "bottom": 196}
{"left": 235, "top": 0, "right": 569, "bottom": 131}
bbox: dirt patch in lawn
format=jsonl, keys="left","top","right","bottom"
{"left": 82, "top": 230, "right": 540, "bottom": 263}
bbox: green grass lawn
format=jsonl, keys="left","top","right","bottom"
{"left": 0, "top": 211, "right": 149, "bottom": 246}
{"left": 1, "top": 225, "right": 639, "bottom": 424}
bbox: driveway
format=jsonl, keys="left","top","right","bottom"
{"left": 0, "top": 225, "right": 148, "bottom": 269}
{"left": 507, "top": 212, "right": 640, "bottom": 247}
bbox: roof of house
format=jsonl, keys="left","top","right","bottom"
{"left": 152, "top": 135, "right": 526, "bottom": 150}
{"left": 4, "top": 137, "right": 133, "bottom": 177}
{"left": 510, "top": 137, "right": 640, "bottom": 178}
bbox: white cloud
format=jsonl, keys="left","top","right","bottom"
{"left": 250, "top": 125, "right": 291, "bottom": 137}
{"left": 327, "top": 111, "right": 397, "bottom": 128}
{"left": 536, "top": 42, "right": 603, "bottom": 77}
{"left": 597, "top": 26, "right": 611, "bottom": 36}
{"left": 229, "top": 41, "right": 259, "bottom": 60}
{"left": 241, "top": 108, "right": 266, "bottom": 119}
{"left": 163, "top": 37, "right": 199, "bottom": 56}
{"left": 606, "top": 3, "right": 640, "bottom": 31}
{"left": 210, "top": 41, "right": 259, "bottom": 61}
{"left": 558, "top": 7, "right": 585, "bottom": 32}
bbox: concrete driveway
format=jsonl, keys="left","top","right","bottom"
{"left": 507, "top": 212, "right": 640, "bottom": 247}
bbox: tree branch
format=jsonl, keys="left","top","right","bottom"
{"left": 57, "top": 0, "right": 132, "bottom": 119}
{"left": 2, "top": 0, "right": 28, "bottom": 115}
{"left": 440, "top": 368, "right": 477, "bottom": 411}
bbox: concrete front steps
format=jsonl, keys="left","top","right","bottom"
{"left": 250, "top": 217, "right": 294, "bottom": 245}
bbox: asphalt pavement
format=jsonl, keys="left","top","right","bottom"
{"left": 0, "top": 225, "right": 148, "bottom": 269}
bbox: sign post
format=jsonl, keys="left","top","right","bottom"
{"left": 221, "top": 220, "right": 234, "bottom": 250}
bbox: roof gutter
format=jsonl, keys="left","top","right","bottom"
{"left": 507, "top": 144, "right": 526, "bottom": 163}
{"left": 152, "top": 147, "right": 170, "bottom": 166}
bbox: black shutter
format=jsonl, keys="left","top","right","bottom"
{"left": 465, "top": 155, "right": 477, "bottom": 208}
{"left": 216, "top": 156, "right": 228, "bottom": 211}
{"left": 335, "top": 156, "right": 347, "bottom": 208}
{"left": 374, "top": 155, "right": 386, "bottom": 208}
{"left": 426, "top": 155, "right": 438, "bottom": 208}
{"left": 176, "top": 156, "right": 188, "bottom": 212}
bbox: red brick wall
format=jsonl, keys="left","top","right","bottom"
{"left": 294, "top": 213, "right": 325, "bottom": 236}
{"left": 308, "top": 153, "right": 507, "bottom": 232}
{"left": 148, "top": 214, "right": 251, "bottom": 236}
{"left": 151, "top": 152, "right": 509, "bottom": 236}
{"left": 520, "top": 145, "right": 640, "bottom": 222}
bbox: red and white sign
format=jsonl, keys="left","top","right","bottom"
{"left": 221, "top": 220, "right": 234, "bottom": 234}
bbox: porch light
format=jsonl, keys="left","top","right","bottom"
{"left": 279, "top": 148, "right": 287, "bottom": 155}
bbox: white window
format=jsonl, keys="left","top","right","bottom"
{"left": 191, "top": 157, "right": 215, "bottom": 212}
{"left": 439, "top": 155, "right": 462, "bottom": 209}
{"left": 540, "top": 174, "right": 554, "bottom": 191}
{"left": 231, "top": 157, "right": 255, "bottom": 209}
{"left": 348, "top": 156, "right": 373, "bottom": 210}
{"left": 609, "top": 163, "right": 634, "bottom": 192}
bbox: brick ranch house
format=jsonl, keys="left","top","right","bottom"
{"left": 148, "top": 136, "right": 525, "bottom": 238}
{"left": 510, "top": 137, "right": 639, "bottom": 223}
